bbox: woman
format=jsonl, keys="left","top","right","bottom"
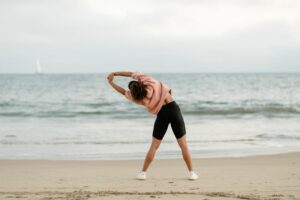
{"left": 107, "top": 71, "right": 198, "bottom": 180}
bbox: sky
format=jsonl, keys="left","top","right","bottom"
{"left": 0, "top": 0, "right": 300, "bottom": 73}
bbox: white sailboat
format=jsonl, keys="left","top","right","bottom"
{"left": 36, "top": 59, "right": 43, "bottom": 74}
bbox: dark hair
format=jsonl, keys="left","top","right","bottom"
{"left": 128, "top": 81, "right": 147, "bottom": 100}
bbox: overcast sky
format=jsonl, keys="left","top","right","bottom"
{"left": 0, "top": 0, "right": 299, "bottom": 73}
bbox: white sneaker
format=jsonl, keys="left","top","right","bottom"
{"left": 189, "top": 171, "right": 198, "bottom": 180}
{"left": 136, "top": 171, "right": 146, "bottom": 180}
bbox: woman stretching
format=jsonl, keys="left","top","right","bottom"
{"left": 107, "top": 71, "right": 198, "bottom": 180}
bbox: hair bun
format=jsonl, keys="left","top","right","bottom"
{"left": 128, "top": 81, "right": 147, "bottom": 100}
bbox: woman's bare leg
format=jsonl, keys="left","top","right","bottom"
{"left": 142, "top": 137, "right": 162, "bottom": 172}
{"left": 177, "top": 135, "right": 193, "bottom": 171}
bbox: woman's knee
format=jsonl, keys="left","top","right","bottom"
{"left": 177, "top": 135, "right": 187, "bottom": 149}
{"left": 150, "top": 137, "right": 161, "bottom": 150}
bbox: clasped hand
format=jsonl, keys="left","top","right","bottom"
{"left": 107, "top": 72, "right": 114, "bottom": 82}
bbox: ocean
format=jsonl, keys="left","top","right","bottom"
{"left": 0, "top": 73, "right": 300, "bottom": 160}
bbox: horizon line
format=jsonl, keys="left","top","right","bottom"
{"left": 1, "top": 71, "right": 300, "bottom": 74}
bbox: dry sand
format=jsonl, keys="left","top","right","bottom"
{"left": 0, "top": 152, "right": 300, "bottom": 200}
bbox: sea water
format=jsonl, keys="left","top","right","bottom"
{"left": 0, "top": 73, "right": 300, "bottom": 160}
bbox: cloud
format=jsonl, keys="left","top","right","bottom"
{"left": 0, "top": 0, "right": 299, "bottom": 73}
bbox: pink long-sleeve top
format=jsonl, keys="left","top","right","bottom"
{"left": 124, "top": 72, "right": 172, "bottom": 115}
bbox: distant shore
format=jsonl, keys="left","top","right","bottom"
{"left": 0, "top": 152, "right": 299, "bottom": 200}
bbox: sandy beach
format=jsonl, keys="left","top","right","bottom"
{"left": 0, "top": 152, "right": 299, "bottom": 200}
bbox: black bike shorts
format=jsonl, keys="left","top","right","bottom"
{"left": 152, "top": 101, "right": 186, "bottom": 140}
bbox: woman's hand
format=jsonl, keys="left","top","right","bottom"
{"left": 107, "top": 72, "right": 126, "bottom": 95}
{"left": 107, "top": 72, "right": 114, "bottom": 83}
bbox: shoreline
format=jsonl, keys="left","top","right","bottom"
{"left": 1, "top": 152, "right": 299, "bottom": 200}
{"left": 1, "top": 149, "right": 300, "bottom": 161}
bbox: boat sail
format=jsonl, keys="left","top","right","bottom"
{"left": 36, "top": 59, "right": 42, "bottom": 74}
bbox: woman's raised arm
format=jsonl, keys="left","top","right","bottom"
{"left": 107, "top": 72, "right": 127, "bottom": 95}
{"left": 113, "top": 71, "right": 133, "bottom": 77}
